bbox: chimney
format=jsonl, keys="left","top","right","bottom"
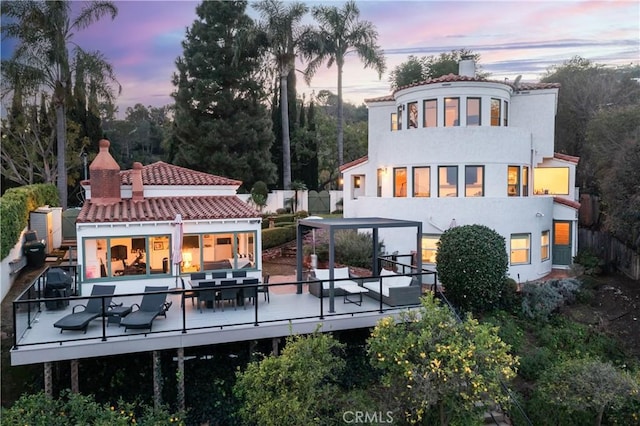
{"left": 89, "top": 139, "right": 121, "bottom": 205}
{"left": 458, "top": 57, "right": 476, "bottom": 77}
{"left": 131, "top": 162, "right": 144, "bottom": 202}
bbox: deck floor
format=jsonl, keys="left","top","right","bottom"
{"left": 11, "top": 277, "right": 418, "bottom": 365}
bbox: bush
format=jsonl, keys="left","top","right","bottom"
{"left": 519, "top": 347, "right": 554, "bottom": 381}
{"left": 498, "top": 277, "right": 521, "bottom": 313}
{"left": 548, "top": 278, "right": 581, "bottom": 305}
{"left": 334, "top": 230, "right": 378, "bottom": 269}
{"left": 273, "top": 214, "right": 295, "bottom": 224}
{"left": 436, "top": 224, "right": 508, "bottom": 314}
{"left": 573, "top": 249, "right": 605, "bottom": 275}
{"left": 261, "top": 225, "right": 296, "bottom": 249}
{"left": 521, "top": 282, "right": 564, "bottom": 322}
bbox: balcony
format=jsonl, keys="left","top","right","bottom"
{"left": 10, "top": 267, "right": 430, "bottom": 366}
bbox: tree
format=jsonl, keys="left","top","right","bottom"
{"left": 2, "top": 0, "right": 119, "bottom": 209}
{"left": 254, "top": 0, "right": 309, "bottom": 190}
{"left": 170, "top": 0, "right": 277, "bottom": 190}
{"left": 368, "top": 294, "right": 518, "bottom": 426}
{"left": 436, "top": 224, "right": 509, "bottom": 314}
{"left": 389, "top": 49, "right": 486, "bottom": 90}
{"left": 533, "top": 358, "right": 639, "bottom": 426}
{"left": 234, "top": 332, "right": 351, "bottom": 425}
{"left": 301, "top": 0, "right": 386, "bottom": 167}
{"left": 542, "top": 57, "right": 640, "bottom": 192}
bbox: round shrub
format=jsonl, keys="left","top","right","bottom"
{"left": 436, "top": 224, "right": 508, "bottom": 314}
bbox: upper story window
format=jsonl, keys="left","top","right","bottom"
{"left": 438, "top": 166, "right": 458, "bottom": 197}
{"left": 408, "top": 102, "right": 418, "bottom": 129}
{"left": 508, "top": 165, "right": 521, "bottom": 196}
{"left": 465, "top": 165, "right": 484, "bottom": 197}
{"left": 413, "top": 166, "right": 430, "bottom": 197}
{"left": 397, "top": 105, "right": 403, "bottom": 130}
{"left": 390, "top": 113, "right": 398, "bottom": 131}
{"left": 503, "top": 101, "right": 509, "bottom": 126}
{"left": 423, "top": 99, "right": 437, "bottom": 128}
{"left": 534, "top": 167, "right": 569, "bottom": 195}
{"left": 394, "top": 167, "right": 407, "bottom": 197}
{"left": 466, "top": 97, "right": 481, "bottom": 126}
{"left": 491, "top": 98, "right": 501, "bottom": 126}
{"left": 377, "top": 168, "right": 383, "bottom": 197}
{"left": 444, "top": 98, "right": 459, "bottom": 127}
{"left": 522, "top": 166, "right": 529, "bottom": 196}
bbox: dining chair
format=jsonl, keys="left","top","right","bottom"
{"left": 257, "top": 274, "right": 270, "bottom": 303}
{"left": 232, "top": 270, "right": 247, "bottom": 278}
{"left": 211, "top": 271, "right": 227, "bottom": 280}
{"left": 180, "top": 277, "right": 196, "bottom": 308}
{"left": 218, "top": 280, "right": 237, "bottom": 311}
{"left": 242, "top": 278, "right": 259, "bottom": 307}
{"left": 190, "top": 272, "right": 206, "bottom": 281}
{"left": 197, "top": 281, "right": 218, "bottom": 313}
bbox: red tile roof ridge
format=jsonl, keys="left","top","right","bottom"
{"left": 339, "top": 156, "right": 368, "bottom": 172}
{"left": 119, "top": 161, "right": 242, "bottom": 186}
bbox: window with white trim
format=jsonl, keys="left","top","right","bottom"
{"left": 541, "top": 230, "right": 550, "bottom": 261}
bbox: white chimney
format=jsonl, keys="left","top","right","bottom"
{"left": 458, "top": 58, "right": 476, "bottom": 77}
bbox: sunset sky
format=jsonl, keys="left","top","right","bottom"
{"left": 2, "top": 1, "right": 638, "bottom": 116}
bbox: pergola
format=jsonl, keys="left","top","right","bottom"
{"left": 296, "top": 217, "right": 423, "bottom": 312}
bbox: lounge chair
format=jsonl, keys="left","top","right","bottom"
{"left": 120, "top": 286, "right": 172, "bottom": 331}
{"left": 53, "top": 285, "right": 116, "bottom": 333}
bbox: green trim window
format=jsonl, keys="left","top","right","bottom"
{"left": 83, "top": 235, "right": 171, "bottom": 280}
{"left": 510, "top": 233, "right": 531, "bottom": 265}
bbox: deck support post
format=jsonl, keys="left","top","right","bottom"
{"left": 271, "top": 337, "right": 280, "bottom": 356}
{"left": 177, "top": 348, "right": 185, "bottom": 413}
{"left": 153, "top": 351, "right": 162, "bottom": 408}
{"left": 70, "top": 359, "right": 79, "bottom": 393}
{"left": 44, "top": 362, "right": 53, "bottom": 397}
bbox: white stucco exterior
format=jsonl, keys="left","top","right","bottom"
{"left": 342, "top": 71, "right": 579, "bottom": 282}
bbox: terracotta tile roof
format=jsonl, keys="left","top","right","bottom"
{"left": 365, "top": 74, "right": 561, "bottom": 103}
{"left": 339, "top": 156, "right": 368, "bottom": 172}
{"left": 77, "top": 196, "right": 259, "bottom": 223}
{"left": 119, "top": 161, "right": 242, "bottom": 186}
{"left": 364, "top": 94, "right": 395, "bottom": 103}
{"left": 554, "top": 196, "right": 581, "bottom": 210}
{"left": 554, "top": 152, "right": 580, "bottom": 164}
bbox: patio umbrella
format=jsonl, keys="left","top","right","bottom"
{"left": 172, "top": 214, "right": 183, "bottom": 286}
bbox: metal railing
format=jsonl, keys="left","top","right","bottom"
{"left": 12, "top": 272, "right": 426, "bottom": 350}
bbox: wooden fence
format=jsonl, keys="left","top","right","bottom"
{"left": 578, "top": 229, "right": 640, "bottom": 280}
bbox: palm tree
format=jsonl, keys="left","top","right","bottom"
{"left": 301, "top": 0, "right": 385, "bottom": 166}
{"left": 253, "top": 0, "right": 309, "bottom": 190}
{"left": 2, "top": 0, "right": 119, "bottom": 208}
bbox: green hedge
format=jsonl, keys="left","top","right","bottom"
{"left": 262, "top": 225, "right": 297, "bottom": 250}
{"left": 0, "top": 184, "right": 59, "bottom": 259}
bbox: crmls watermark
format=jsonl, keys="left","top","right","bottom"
{"left": 342, "top": 410, "right": 394, "bottom": 424}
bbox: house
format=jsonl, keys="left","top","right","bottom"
{"left": 76, "top": 139, "right": 262, "bottom": 293}
{"left": 340, "top": 59, "right": 579, "bottom": 283}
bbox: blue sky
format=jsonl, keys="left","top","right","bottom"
{"left": 2, "top": 0, "right": 638, "bottom": 116}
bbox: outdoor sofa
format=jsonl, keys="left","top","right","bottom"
{"left": 362, "top": 268, "right": 422, "bottom": 306}
{"left": 309, "top": 267, "right": 360, "bottom": 298}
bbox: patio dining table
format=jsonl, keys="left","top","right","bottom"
{"left": 189, "top": 278, "right": 259, "bottom": 310}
